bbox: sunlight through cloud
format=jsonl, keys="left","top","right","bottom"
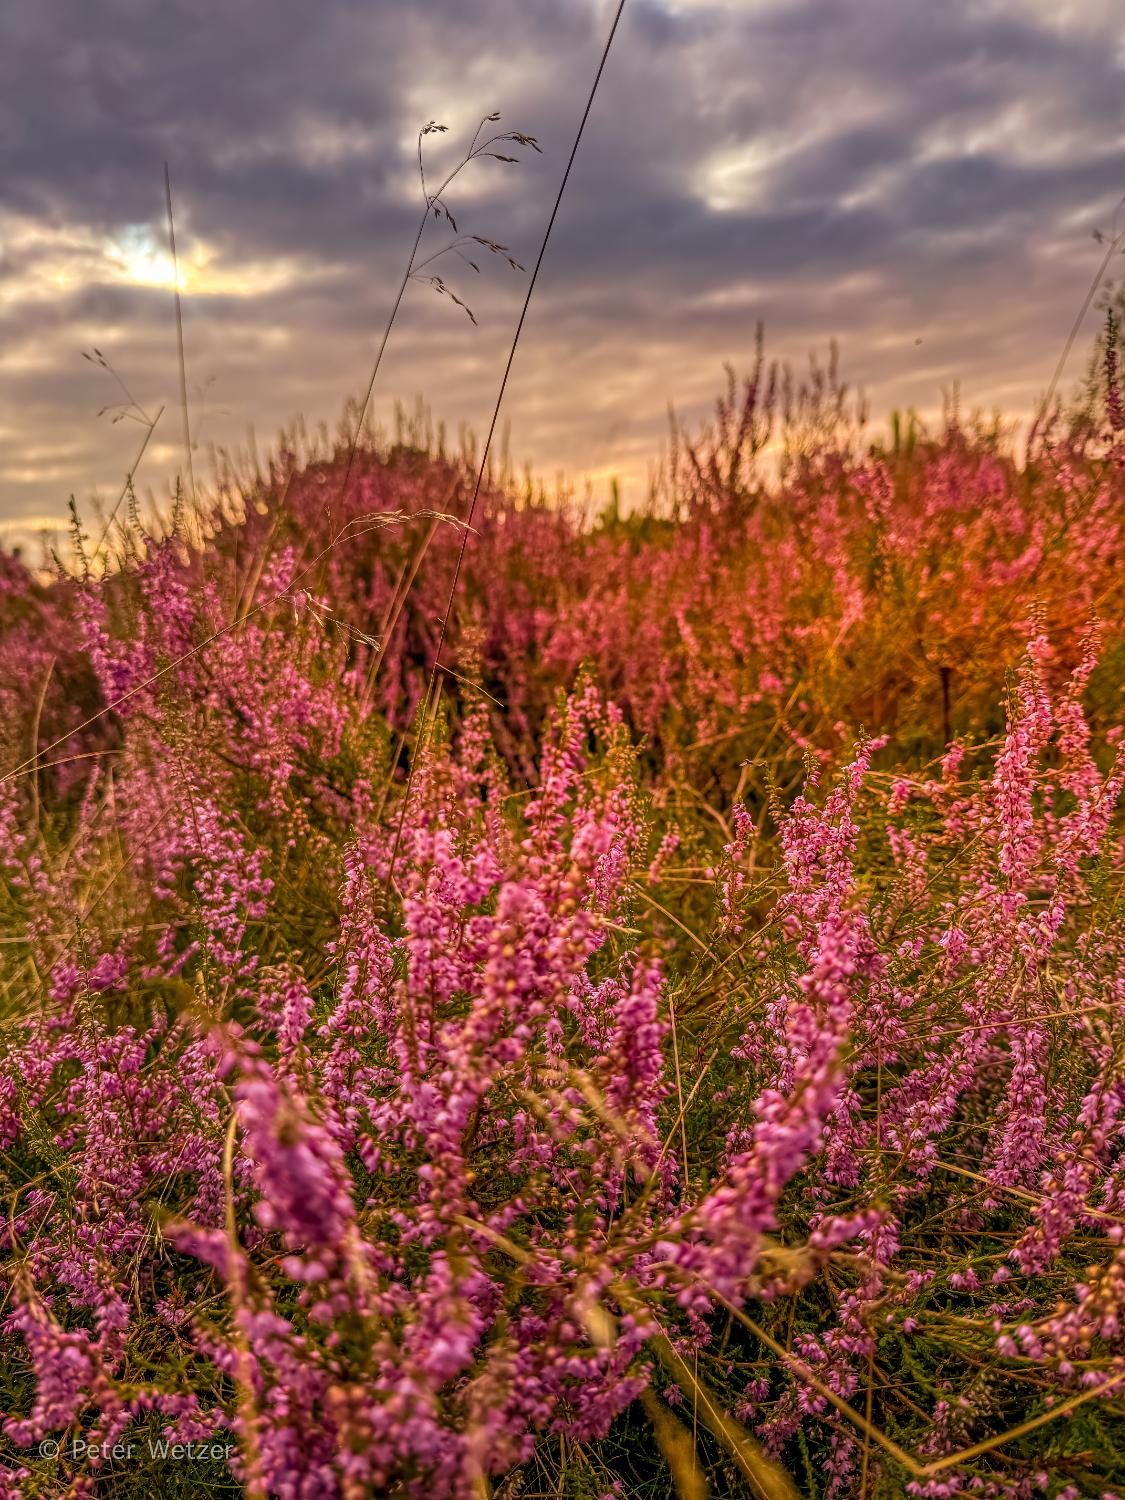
{"left": 106, "top": 224, "right": 299, "bottom": 297}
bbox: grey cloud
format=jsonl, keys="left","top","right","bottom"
{"left": 1, "top": 0, "right": 1124, "bottom": 536}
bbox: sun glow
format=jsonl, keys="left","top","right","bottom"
{"left": 105, "top": 224, "right": 297, "bottom": 297}
{"left": 0, "top": 212, "right": 301, "bottom": 308}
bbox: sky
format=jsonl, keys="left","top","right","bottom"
{"left": 2, "top": 0, "right": 1124, "bottom": 547}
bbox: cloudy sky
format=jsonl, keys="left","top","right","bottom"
{"left": 2, "top": 0, "right": 1124, "bottom": 545}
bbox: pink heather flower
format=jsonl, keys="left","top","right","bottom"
{"left": 1, "top": 437, "right": 1124, "bottom": 1499}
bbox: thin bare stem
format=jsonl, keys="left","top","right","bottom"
{"left": 1031, "top": 193, "right": 1125, "bottom": 446}
{"left": 93, "top": 405, "right": 165, "bottom": 559}
{"left": 332, "top": 114, "right": 532, "bottom": 520}
{"left": 164, "top": 163, "right": 197, "bottom": 509}
{"left": 385, "top": 0, "right": 629, "bottom": 892}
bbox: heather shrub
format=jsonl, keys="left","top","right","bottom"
{"left": 188, "top": 400, "right": 1125, "bottom": 793}
{"left": 0, "top": 396, "right": 1124, "bottom": 1497}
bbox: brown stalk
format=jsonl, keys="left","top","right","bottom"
{"left": 222, "top": 1113, "right": 266, "bottom": 1499}
{"left": 645, "top": 1322, "right": 800, "bottom": 1500}
{"left": 28, "top": 657, "right": 55, "bottom": 838}
{"left": 640, "top": 1388, "right": 711, "bottom": 1500}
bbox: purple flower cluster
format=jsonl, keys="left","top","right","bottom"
{"left": 0, "top": 422, "right": 1123, "bottom": 1498}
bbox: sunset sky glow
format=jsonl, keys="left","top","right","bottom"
{"left": 2, "top": 0, "right": 1124, "bottom": 543}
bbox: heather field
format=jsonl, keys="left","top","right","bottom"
{"left": 0, "top": 363, "right": 1122, "bottom": 1500}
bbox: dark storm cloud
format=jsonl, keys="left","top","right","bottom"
{"left": 1, "top": 0, "right": 1124, "bottom": 538}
